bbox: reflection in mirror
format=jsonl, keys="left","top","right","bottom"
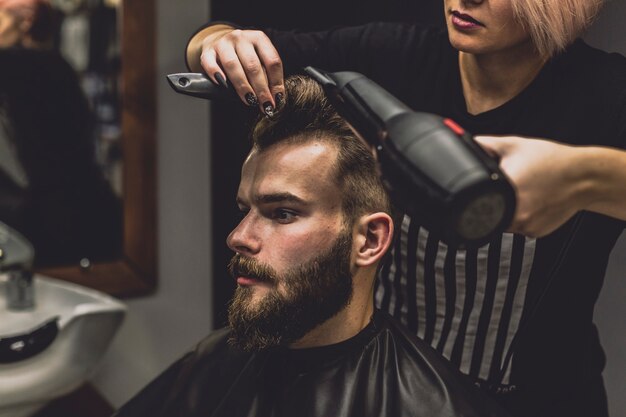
{"left": 0, "top": 0, "right": 123, "bottom": 267}
{"left": 57, "top": 0, "right": 122, "bottom": 195}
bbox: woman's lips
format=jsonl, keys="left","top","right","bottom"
{"left": 451, "top": 11, "right": 484, "bottom": 29}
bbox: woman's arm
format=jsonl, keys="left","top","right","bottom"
{"left": 475, "top": 135, "right": 626, "bottom": 237}
{"left": 184, "top": 22, "right": 430, "bottom": 115}
{"left": 186, "top": 23, "right": 284, "bottom": 113}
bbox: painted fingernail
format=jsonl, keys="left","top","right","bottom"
{"left": 275, "top": 92, "right": 284, "bottom": 106}
{"left": 245, "top": 93, "right": 258, "bottom": 107}
{"left": 263, "top": 102, "right": 274, "bottom": 117}
{"left": 214, "top": 73, "right": 228, "bottom": 88}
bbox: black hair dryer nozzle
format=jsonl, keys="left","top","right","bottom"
{"left": 304, "top": 66, "right": 516, "bottom": 248}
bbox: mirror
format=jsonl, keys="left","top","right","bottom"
{"left": 34, "top": 0, "right": 157, "bottom": 296}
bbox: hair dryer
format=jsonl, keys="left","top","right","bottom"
{"left": 303, "top": 67, "right": 516, "bottom": 247}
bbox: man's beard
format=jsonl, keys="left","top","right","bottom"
{"left": 227, "top": 230, "right": 353, "bottom": 352}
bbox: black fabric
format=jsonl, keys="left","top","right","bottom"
{"left": 251, "top": 23, "right": 626, "bottom": 416}
{"left": 113, "top": 310, "right": 511, "bottom": 417}
{"left": 0, "top": 48, "right": 122, "bottom": 266}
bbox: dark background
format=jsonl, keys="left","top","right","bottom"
{"left": 210, "top": 0, "right": 443, "bottom": 327}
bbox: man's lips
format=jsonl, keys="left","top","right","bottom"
{"left": 236, "top": 275, "right": 262, "bottom": 286}
{"left": 450, "top": 10, "right": 484, "bottom": 28}
{"left": 234, "top": 271, "right": 272, "bottom": 287}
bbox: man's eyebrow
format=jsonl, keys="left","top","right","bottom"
{"left": 255, "top": 193, "right": 307, "bottom": 205}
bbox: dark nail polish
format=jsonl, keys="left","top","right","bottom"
{"left": 214, "top": 73, "right": 228, "bottom": 89}
{"left": 275, "top": 92, "right": 284, "bottom": 106}
{"left": 245, "top": 93, "right": 258, "bottom": 107}
{"left": 263, "top": 102, "right": 274, "bottom": 117}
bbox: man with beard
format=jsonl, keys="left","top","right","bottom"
{"left": 112, "top": 75, "right": 510, "bottom": 417}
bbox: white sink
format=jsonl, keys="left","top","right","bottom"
{"left": 0, "top": 274, "right": 126, "bottom": 417}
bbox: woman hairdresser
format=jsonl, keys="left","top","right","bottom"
{"left": 185, "top": 1, "right": 626, "bottom": 416}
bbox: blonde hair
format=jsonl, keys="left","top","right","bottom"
{"left": 0, "top": 0, "right": 48, "bottom": 19}
{"left": 0, "top": 0, "right": 54, "bottom": 46}
{"left": 513, "top": 0, "right": 604, "bottom": 57}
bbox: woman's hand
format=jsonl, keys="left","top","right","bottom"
{"left": 474, "top": 135, "right": 626, "bottom": 238}
{"left": 187, "top": 24, "right": 285, "bottom": 115}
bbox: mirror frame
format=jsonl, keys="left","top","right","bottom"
{"left": 37, "top": 0, "right": 157, "bottom": 297}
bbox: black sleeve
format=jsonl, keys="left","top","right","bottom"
{"left": 264, "top": 22, "right": 443, "bottom": 97}
{"left": 592, "top": 50, "right": 626, "bottom": 150}
{"left": 0, "top": 49, "right": 122, "bottom": 266}
{"left": 611, "top": 55, "right": 626, "bottom": 149}
{"left": 189, "top": 21, "right": 447, "bottom": 101}
{"left": 575, "top": 44, "right": 626, "bottom": 150}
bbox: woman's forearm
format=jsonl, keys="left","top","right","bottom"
{"left": 474, "top": 135, "right": 626, "bottom": 237}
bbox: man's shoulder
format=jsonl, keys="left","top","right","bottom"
{"left": 369, "top": 310, "right": 457, "bottom": 371}
{"left": 113, "top": 327, "right": 252, "bottom": 417}
{"left": 194, "top": 326, "right": 231, "bottom": 355}
{"left": 186, "top": 327, "right": 253, "bottom": 373}
{"left": 368, "top": 311, "right": 511, "bottom": 417}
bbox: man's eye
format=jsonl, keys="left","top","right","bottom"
{"left": 273, "top": 209, "right": 296, "bottom": 223}
{"left": 236, "top": 207, "right": 249, "bottom": 221}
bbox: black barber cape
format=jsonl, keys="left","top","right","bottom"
{"left": 113, "top": 311, "right": 510, "bottom": 417}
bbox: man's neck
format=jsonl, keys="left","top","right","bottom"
{"left": 459, "top": 42, "right": 547, "bottom": 115}
{"left": 289, "top": 273, "right": 375, "bottom": 349}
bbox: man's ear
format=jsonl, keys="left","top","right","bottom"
{"left": 354, "top": 212, "right": 393, "bottom": 267}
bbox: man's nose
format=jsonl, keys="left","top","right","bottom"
{"left": 226, "top": 214, "right": 261, "bottom": 256}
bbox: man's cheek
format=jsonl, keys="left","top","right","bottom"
{"left": 274, "top": 281, "right": 294, "bottom": 300}
{"left": 245, "top": 286, "right": 275, "bottom": 308}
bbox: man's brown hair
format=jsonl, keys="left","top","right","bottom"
{"left": 251, "top": 75, "right": 391, "bottom": 224}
